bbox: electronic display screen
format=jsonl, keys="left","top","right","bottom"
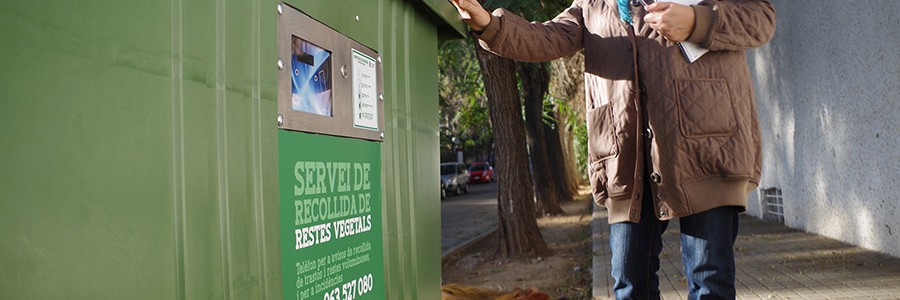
{"left": 291, "top": 36, "right": 333, "bottom": 116}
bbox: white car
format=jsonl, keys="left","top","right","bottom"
{"left": 440, "top": 162, "right": 470, "bottom": 196}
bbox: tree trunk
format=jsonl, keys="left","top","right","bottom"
{"left": 473, "top": 44, "right": 550, "bottom": 258}
{"left": 518, "top": 62, "right": 565, "bottom": 216}
{"left": 542, "top": 108, "right": 577, "bottom": 200}
{"left": 559, "top": 117, "right": 584, "bottom": 186}
{"left": 550, "top": 52, "right": 588, "bottom": 185}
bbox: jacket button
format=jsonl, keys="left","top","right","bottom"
{"left": 650, "top": 173, "right": 661, "bottom": 183}
{"left": 631, "top": 211, "right": 638, "bottom": 218}
{"left": 644, "top": 128, "right": 653, "bottom": 139}
{"left": 656, "top": 192, "right": 663, "bottom": 199}
{"left": 659, "top": 209, "right": 668, "bottom": 217}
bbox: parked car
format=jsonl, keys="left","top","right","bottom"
{"left": 440, "top": 162, "right": 470, "bottom": 196}
{"left": 468, "top": 162, "right": 494, "bottom": 184}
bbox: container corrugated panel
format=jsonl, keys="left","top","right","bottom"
{"left": 0, "top": 0, "right": 462, "bottom": 299}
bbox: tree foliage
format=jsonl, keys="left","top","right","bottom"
{"left": 439, "top": 38, "right": 493, "bottom": 162}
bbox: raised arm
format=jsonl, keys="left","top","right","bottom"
{"left": 687, "top": 0, "right": 777, "bottom": 51}
{"left": 452, "top": 0, "right": 585, "bottom": 63}
{"left": 643, "top": 0, "right": 775, "bottom": 51}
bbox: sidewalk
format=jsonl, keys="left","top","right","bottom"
{"left": 592, "top": 206, "right": 900, "bottom": 299}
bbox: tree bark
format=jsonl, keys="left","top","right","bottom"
{"left": 558, "top": 116, "right": 584, "bottom": 187}
{"left": 542, "top": 108, "right": 577, "bottom": 200}
{"left": 518, "top": 62, "right": 565, "bottom": 216}
{"left": 550, "top": 52, "right": 588, "bottom": 186}
{"left": 474, "top": 44, "right": 550, "bottom": 258}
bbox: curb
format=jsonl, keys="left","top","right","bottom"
{"left": 592, "top": 204, "right": 612, "bottom": 300}
{"left": 441, "top": 226, "right": 498, "bottom": 263}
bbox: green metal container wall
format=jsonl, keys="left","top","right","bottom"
{"left": 0, "top": 0, "right": 459, "bottom": 299}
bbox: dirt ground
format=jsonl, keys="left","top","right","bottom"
{"left": 442, "top": 191, "right": 594, "bottom": 299}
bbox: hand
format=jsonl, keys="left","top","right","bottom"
{"left": 450, "top": 0, "right": 492, "bottom": 32}
{"left": 643, "top": 2, "right": 695, "bottom": 42}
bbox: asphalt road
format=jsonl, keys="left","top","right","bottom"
{"left": 440, "top": 180, "right": 499, "bottom": 254}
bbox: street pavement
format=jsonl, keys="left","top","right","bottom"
{"left": 592, "top": 206, "right": 900, "bottom": 299}
{"left": 441, "top": 181, "right": 499, "bottom": 255}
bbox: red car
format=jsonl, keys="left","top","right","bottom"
{"left": 467, "top": 162, "right": 494, "bottom": 184}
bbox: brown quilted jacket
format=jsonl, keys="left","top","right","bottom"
{"left": 475, "top": 0, "right": 776, "bottom": 223}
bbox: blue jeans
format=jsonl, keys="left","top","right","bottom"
{"left": 609, "top": 189, "right": 740, "bottom": 300}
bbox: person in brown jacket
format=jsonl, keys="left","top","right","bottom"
{"left": 451, "top": 0, "right": 776, "bottom": 298}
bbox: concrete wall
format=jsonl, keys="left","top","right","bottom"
{"left": 746, "top": 0, "right": 900, "bottom": 257}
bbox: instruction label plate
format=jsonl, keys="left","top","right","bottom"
{"left": 352, "top": 49, "right": 378, "bottom": 131}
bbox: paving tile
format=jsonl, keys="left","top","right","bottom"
{"left": 593, "top": 208, "right": 900, "bottom": 299}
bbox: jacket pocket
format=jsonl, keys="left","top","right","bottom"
{"left": 588, "top": 158, "right": 608, "bottom": 206}
{"left": 586, "top": 104, "right": 619, "bottom": 161}
{"left": 675, "top": 79, "right": 739, "bottom": 138}
{"left": 586, "top": 104, "right": 618, "bottom": 204}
